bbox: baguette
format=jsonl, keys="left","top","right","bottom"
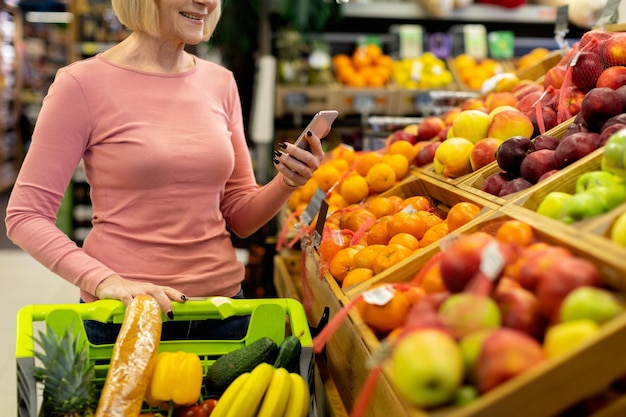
{"left": 95, "top": 295, "right": 163, "bottom": 417}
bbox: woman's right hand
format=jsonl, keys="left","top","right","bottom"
{"left": 95, "top": 274, "right": 187, "bottom": 319}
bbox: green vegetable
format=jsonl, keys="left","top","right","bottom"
{"left": 273, "top": 335, "right": 302, "bottom": 373}
{"left": 204, "top": 337, "right": 279, "bottom": 395}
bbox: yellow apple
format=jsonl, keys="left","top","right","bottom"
{"left": 487, "top": 109, "right": 534, "bottom": 141}
{"left": 433, "top": 137, "right": 474, "bottom": 178}
{"left": 543, "top": 319, "right": 600, "bottom": 358}
{"left": 451, "top": 109, "right": 491, "bottom": 144}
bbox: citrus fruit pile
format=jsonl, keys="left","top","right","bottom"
{"left": 332, "top": 44, "right": 394, "bottom": 88}
{"left": 450, "top": 54, "right": 507, "bottom": 91}
{"left": 392, "top": 52, "right": 455, "bottom": 89}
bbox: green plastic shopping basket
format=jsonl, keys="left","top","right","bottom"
{"left": 16, "top": 297, "right": 314, "bottom": 417}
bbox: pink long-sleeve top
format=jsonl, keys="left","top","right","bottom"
{"left": 6, "top": 54, "right": 295, "bottom": 302}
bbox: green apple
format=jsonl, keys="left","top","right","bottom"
{"left": 558, "top": 191, "right": 606, "bottom": 223}
{"left": 439, "top": 293, "right": 502, "bottom": 338}
{"left": 543, "top": 320, "right": 600, "bottom": 358}
{"left": 588, "top": 183, "right": 626, "bottom": 211}
{"left": 390, "top": 329, "right": 464, "bottom": 408}
{"left": 536, "top": 191, "right": 573, "bottom": 220}
{"left": 611, "top": 212, "right": 626, "bottom": 247}
{"left": 559, "top": 286, "right": 623, "bottom": 325}
{"left": 459, "top": 329, "right": 494, "bottom": 378}
{"left": 602, "top": 129, "right": 626, "bottom": 179}
{"left": 454, "top": 385, "right": 480, "bottom": 406}
{"left": 575, "top": 170, "right": 619, "bottom": 193}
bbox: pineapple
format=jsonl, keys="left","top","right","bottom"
{"left": 33, "top": 324, "right": 96, "bottom": 417}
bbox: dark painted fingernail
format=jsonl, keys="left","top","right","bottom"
{"left": 307, "top": 131, "right": 312, "bottom": 137}
{"left": 273, "top": 150, "right": 282, "bottom": 158}
{"left": 272, "top": 158, "right": 280, "bottom": 165}
{"left": 180, "top": 294, "right": 187, "bottom": 301}
{"left": 278, "top": 142, "right": 288, "bottom": 149}
{"left": 167, "top": 310, "right": 174, "bottom": 320}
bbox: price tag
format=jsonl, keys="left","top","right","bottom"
{"left": 362, "top": 285, "right": 395, "bottom": 306}
{"left": 479, "top": 241, "right": 505, "bottom": 281}
{"left": 283, "top": 92, "right": 308, "bottom": 110}
{"left": 353, "top": 94, "right": 376, "bottom": 113}
{"left": 300, "top": 187, "right": 326, "bottom": 226}
{"left": 312, "top": 199, "right": 329, "bottom": 249}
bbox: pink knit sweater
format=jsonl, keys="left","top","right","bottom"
{"left": 6, "top": 55, "right": 294, "bottom": 302}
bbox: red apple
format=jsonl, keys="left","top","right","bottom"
{"left": 520, "top": 149, "right": 557, "bottom": 184}
{"left": 543, "top": 65, "right": 567, "bottom": 90}
{"left": 498, "top": 177, "right": 532, "bottom": 197}
{"left": 473, "top": 328, "right": 547, "bottom": 393}
{"left": 554, "top": 132, "right": 599, "bottom": 169}
{"left": 517, "top": 91, "right": 542, "bottom": 113}
{"left": 481, "top": 171, "right": 515, "bottom": 196}
{"left": 439, "top": 233, "right": 498, "bottom": 293}
{"left": 536, "top": 257, "right": 602, "bottom": 322}
{"left": 388, "top": 129, "right": 418, "bottom": 145}
{"left": 571, "top": 51, "right": 606, "bottom": 92}
{"left": 518, "top": 246, "right": 573, "bottom": 292}
{"left": 414, "top": 141, "right": 440, "bottom": 166}
{"left": 579, "top": 87, "right": 623, "bottom": 131}
{"left": 537, "top": 169, "right": 559, "bottom": 182}
{"left": 615, "top": 85, "right": 626, "bottom": 110}
{"left": 493, "top": 278, "right": 546, "bottom": 339}
{"left": 417, "top": 116, "right": 446, "bottom": 141}
{"left": 533, "top": 134, "right": 560, "bottom": 151}
{"left": 602, "top": 32, "right": 626, "bottom": 66}
{"left": 596, "top": 65, "right": 626, "bottom": 90}
{"left": 470, "top": 137, "right": 502, "bottom": 171}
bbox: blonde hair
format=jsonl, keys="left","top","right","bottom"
{"left": 111, "top": 0, "right": 221, "bottom": 42}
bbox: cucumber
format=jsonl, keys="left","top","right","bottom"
{"left": 273, "top": 335, "right": 302, "bottom": 373}
{"left": 204, "top": 336, "right": 279, "bottom": 395}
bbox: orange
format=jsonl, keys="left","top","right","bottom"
{"left": 366, "top": 163, "right": 397, "bottom": 193}
{"left": 346, "top": 71, "right": 367, "bottom": 87}
{"left": 385, "top": 154, "right": 410, "bottom": 180}
{"left": 287, "top": 189, "right": 301, "bottom": 212}
{"left": 446, "top": 202, "right": 481, "bottom": 232}
{"left": 332, "top": 53, "right": 352, "bottom": 70}
{"left": 372, "top": 243, "right": 413, "bottom": 274}
{"left": 327, "top": 157, "right": 350, "bottom": 174}
{"left": 416, "top": 259, "right": 448, "bottom": 294}
{"left": 339, "top": 174, "right": 369, "bottom": 205}
{"left": 403, "top": 285, "right": 426, "bottom": 305}
{"left": 357, "top": 284, "right": 411, "bottom": 334}
{"left": 328, "top": 247, "right": 359, "bottom": 283}
{"left": 389, "top": 232, "right": 420, "bottom": 251}
{"left": 339, "top": 207, "right": 377, "bottom": 233}
{"left": 352, "top": 47, "right": 372, "bottom": 69}
{"left": 354, "top": 152, "right": 384, "bottom": 177}
{"left": 366, "top": 219, "right": 391, "bottom": 246}
{"left": 496, "top": 220, "right": 535, "bottom": 247}
{"left": 388, "top": 140, "right": 418, "bottom": 162}
{"left": 419, "top": 221, "right": 449, "bottom": 248}
{"left": 353, "top": 244, "right": 386, "bottom": 270}
{"left": 399, "top": 196, "right": 432, "bottom": 212}
{"left": 367, "top": 196, "right": 398, "bottom": 219}
{"left": 317, "top": 229, "right": 352, "bottom": 264}
{"left": 312, "top": 164, "right": 341, "bottom": 192}
{"left": 342, "top": 267, "right": 375, "bottom": 288}
{"left": 387, "top": 211, "right": 427, "bottom": 240}
{"left": 326, "top": 191, "right": 348, "bottom": 210}
{"left": 415, "top": 210, "right": 444, "bottom": 231}
{"left": 364, "top": 43, "right": 383, "bottom": 61}
{"left": 298, "top": 178, "right": 319, "bottom": 205}
{"left": 374, "top": 54, "right": 394, "bottom": 69}
{"left": 331, "top": 144, "right": 357, "bottom": 165}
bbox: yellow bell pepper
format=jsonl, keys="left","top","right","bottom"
{"left": 146, "top": 351, "right": 203, "bottom": 409}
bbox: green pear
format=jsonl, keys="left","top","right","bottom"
{"left": 536, "top": 191, "right": 573, "bottom": 220}
{"left": 559, "top": 286, "right": 623, "bottom": 325}
{"left": 390, "top": 329, "right": 464, "bottom": 408}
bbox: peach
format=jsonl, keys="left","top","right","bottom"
{"left": 433, "top": 137, "right": 474, "bottom": 178}
{"left": 484, "top": 91, "right": 519, "bottom": 113}
{"left": 470, "top": 137, "right": 502, "bottom": 171}
{"left": 487, "top": 109, "right": 534, "bottom": 141}
{"left": 417, "top": 116, "right": 446, "bottom": 141}
{"left": 452, "top": 109, "right": 491, "bottom": 144}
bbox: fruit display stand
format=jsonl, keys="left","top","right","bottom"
{"left": 332, "top": 208, "right": 626, "bottom": 417}
{"left": 16, "top": 298, "right": 321, "bottom": 417}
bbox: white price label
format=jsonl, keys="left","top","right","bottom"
{"left": 362, "top": 285, "right": 395, "bottom": 306}
{"left": 479, "top": 241, "right": 505, "bottom": 281}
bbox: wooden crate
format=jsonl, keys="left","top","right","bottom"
{"left": 329, "top": 85, "right": 395, "bottom": 116}
{"left": 340, "top": 209, "right": 626, "bottom": 417}
{"left": 515, "top": 50, "right": 564, "bottom": 82}
{"left": 457, "top": 117, "right": 576, "bottom": 207}
{"left": 275, "top": 84, "right": 338, "bottom": 118}
{"left": 273, "top": 251, "right": 304, "bottom": 301}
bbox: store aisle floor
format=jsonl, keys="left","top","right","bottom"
{"left": 2, "top": 192, "right": 79, "bottom": 416}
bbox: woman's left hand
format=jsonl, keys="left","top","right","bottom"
{"left": 273, "top": 130, "right": 325, "bottom": 188}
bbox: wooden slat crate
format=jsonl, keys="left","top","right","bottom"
{"left": 339, "top": 209, "right": 626, "bottom": 417}
{"left": 329, "top": 85, "right": 396, "bottom": 116}
{"left": 515, "top": 50, "right": 564, "bottom": 82}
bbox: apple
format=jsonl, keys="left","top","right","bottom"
{"left": 518, "top": 246, "right": 573, "bottom": 292}
{"left": 610, "top": 212, "right": 626, "bottom": 247}
{"left": 512, "top": 80, "right": 543, "bottom": 100}
{"left": 565, "top": 88, "right": 587, "bottom": 117}
{"left": 543, "top": 320, "right": 601, "bottom": 358}
{"left": 520, "top": 149, "right": 557, "bottom": 184}
{"left": 615, "top": 85, "right": 626, "bottom": 111}
{"left": 536, "top": 191, "right": 573, "bottom": 220}
{"left": 390, "top": 329, "right": 464, "bottom": 408}
{"left": 459, "top": 329, "right": 494, "bottom": 378}
{"left": 414, "top": 141, "right": 440, "bottom": 166}
{"left": 559, "top": 286, "right": 622, "bottom": 325}
{"left": 403, "top": 123, "right": 419, "bottom": 136}
{"left": 579, "top": 87, "right": 623, "bottom": 131}
{"left": 417, "top": 116, "right": 446, "bottom": 141}
{"left": 484, "top": 92, "right": 519, "bottom": 113}
{"left": 601, "top": 128, "right": 626, "bottom": 178}
{"left": 470, "top": 137, "right": 502, "bottom": 171}
{"left": 588, "top": 185, "right": 626, "bottom": 211}
{"left": 473, "top": 328, "right": 547, "bottom": 393}
{"left": 571, "top": 51, "right": 606, "bottom": 92}
{"left": 451, "top": 109, "right": 491, "bottom": 144}
{"left": 536, "top": 256, "right": 601, "bottom": 321}
{"left": 603, "top": 33, "right": 626, "bottom": 66}
{"left": 526, "top": 107, "right": 558, "bottom": 138}
{"left": 387, "top": 129, "right": 418, "bottom": 145}
{"left": 495, "top": 136, "right": 535, "bottom": 176}
{"left": 537, "top": 169, "right": 559, "bottom": 182}
{"left": 553, "top": 132, "right": 599, "bottom": 169}
{"left": 533, "top": 134, "right": 560, "bottom": 151}
{"left": 439, "top": 232, "right": 497, "bottom": 293}
{"left": 516, "top": 91, "right": 542, "bottom": 113}
{"left": 454, "top": 385, "right": 480, "bottom": 406}
{"left": 575, "top": 171, "right": 619, "bottom": 193}
{"left": 493, "top": 279, "right": 545, "bottom": 338}
{"left": 543, "top": 65, "right": 566, "bottom": 89}
{"left": 487, "top": 109, "right": 534, "bottom": 142}
{"left": 439, "top": 293, "right": 502, "bottom": 338}
{"left": 461, "top": 98, "right": 488, "bottom": 112}
{"left": 598, "top": 123, "right": 626, "bottom": 147}
{"left": 481, "top": 171, "right": 515, "bottom": 196}
{"left": 498, "top": 177, "right": 532, "bottom": 197}
{"left": 433, "top": 137, "right": 474, "bottom": 178}
{"left": 596, "top": 65, "right": 626, "bottom": 90}
{"left": 558, "top": 191, "right": 607, "bottom": 223}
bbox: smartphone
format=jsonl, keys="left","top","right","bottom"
{"left": 293, "top": 110, "right": 339, "bottom": 151}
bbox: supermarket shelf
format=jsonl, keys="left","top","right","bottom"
{"left": 341, "top": 2, "right": 558, "bottom": 24}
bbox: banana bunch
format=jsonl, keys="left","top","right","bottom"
{"left": 211, "top": 362, "right": 310, "bottom": 417}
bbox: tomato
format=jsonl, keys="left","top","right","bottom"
{"left": 173, "top": 399, "right": 218, "bottom": 417}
